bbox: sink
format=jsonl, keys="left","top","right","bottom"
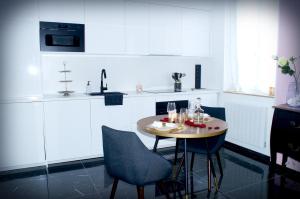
{"left": 89, "top": 92, "right": 125, "bottom": 96}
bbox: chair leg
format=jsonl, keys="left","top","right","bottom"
{"left": 153, "top": 136, "right": 160, "bottom": 152}
{"left": 137, "top": 186, "right": 144, "bottom": 199}
{"left": 157, "top": 181, "right": 171, "bottom": 199}
{"left": 190, "top": 152, "right": 195, "bottom": 171}
{"left": 110, "top": 178, "right": 119, "bottom": 199}
{"left": 207, "top": 156, "right": 211, "bottom": 192}
{"left": 175, "top": 154, "right": 185, "bottom": 178}
{"left": 210, "top": 157, "right": 219, "bottom": 192}
{"left": 174, "top": 139, "right": 179, "bottom": 165}
{"left": 216, "top": 151, "right": 223, "bottom": 176}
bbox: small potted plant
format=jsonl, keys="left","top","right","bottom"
{"left": 274, "top": 56, "right": 300, "bottom": 107}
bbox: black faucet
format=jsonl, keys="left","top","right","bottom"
{"left": 100, "top": 69, "right": 107, "bottom": 94}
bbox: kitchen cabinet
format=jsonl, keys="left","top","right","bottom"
{"left": 90, "top": 98, "right": 132, "bottom": 156}
{"left": 85, "top": 0, "right": 126, "bottom": 54}
{"left": 1, "top": 19, "right": 41, "bottom": 99}
{"left": 38, "top": 0, "right": 85, "bottom": 23}
{"left": 193, "top": 93, "right": 218, "bottom": 106}
{"left": 155, "top": 93, "right": 218, "bottom": 107}
{"left": 44, "top": 100, "right": 91, "bottom": 163}
{"left": 126, "top": 96, "right": 157, "bottom": 148}
{"left": 125, "top": 1, "right": 149, "bottom": 55}
{"left": 0, "top": 102, "right": 45, "bottom": 171}
{"left": 182, "top": 8, "right": 211, "bottom": 57}
{"left": 149, "top": 4, "right": 182, "bottom": 55}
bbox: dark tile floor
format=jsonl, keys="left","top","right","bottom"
{"left": 1, "top": 148, "right": 300, "bottom": 199}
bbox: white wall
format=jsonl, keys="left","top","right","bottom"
{"left": 41, "top": 54, "right": 215, "bottom": 94}
{"left": 0, "top": 0, "right": 226, "bottom": 99}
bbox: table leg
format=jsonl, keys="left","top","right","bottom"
{"left": 184, "top": 138, "right": 189, "bottom": 199}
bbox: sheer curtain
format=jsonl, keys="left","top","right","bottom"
{"left": 224, "top": 0, "right": 279, "bottom": 95}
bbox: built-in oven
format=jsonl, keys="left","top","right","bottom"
{"left": 40, "top": 21, "right": 85, "bottom": 52}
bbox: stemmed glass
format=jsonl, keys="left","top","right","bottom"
{"left": 167, "top": 102, "right": 176, "bottom": 122}
{"left": 178, "top": 108, "right": 187, "bottom": 126}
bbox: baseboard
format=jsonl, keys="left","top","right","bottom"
{"left": 0, "top": 144, "right": 271, "bottom": 180}
{"left": 224, "top": 141, "right": 270, "bottom": 164}
{"left": 0, "top": 165, "right": 47, "bottom": 181}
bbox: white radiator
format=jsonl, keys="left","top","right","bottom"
{"left": 225, "top": 102, "right": 269, "bottom": 152}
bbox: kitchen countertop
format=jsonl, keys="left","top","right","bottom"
{"left": 0, "top": 88, "right": 220, "bottom": 103}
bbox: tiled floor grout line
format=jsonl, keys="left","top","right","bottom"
{"left": 80, "top": 161, "right": 102, "bottom": 196}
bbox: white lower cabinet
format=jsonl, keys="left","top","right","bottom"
{"left": 44, "top": 100, "right": 91, "bottom": 163}
{"left": 126, "top": 96, "right": 156, "bottom": 149}
{"left": 90, "top": 97, "right": 157, "bottom": 156}
{"left": 90, "top": 98, "right": 133, "bottom": 156}
{"left": 193, "top": 93, "right": 218, "bottom": 107}
{"left": 0, "top": 102, "right": 45, "bottom": 171}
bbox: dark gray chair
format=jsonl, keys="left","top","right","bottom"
{"left": 102, "top": 125, "right": 172, "bottom": 199}
{"left": 177, "top": 106, "right": 227, "bottom": 192}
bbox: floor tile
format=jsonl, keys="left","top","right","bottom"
{"left": 1, "top": 148, "right": 300, "bottom": 199}
{"left": 0, "top": 175, "right": 48, "bottom": 199}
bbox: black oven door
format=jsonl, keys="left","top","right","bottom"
{"left": 40, "top": 21, "right": 84, "bottom": 52}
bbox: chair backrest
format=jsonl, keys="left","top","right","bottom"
{"left": 102, "top": 126, "right": 151, "bottom": 185}
{"left": 202, "top": 106, "right": 226, "bottom": 121}
{"left": 201, "top": 106, "right": 227, "bottom": 153}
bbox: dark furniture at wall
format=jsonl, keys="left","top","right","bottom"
{"left": 177, "top": 106, "right": 227, "bottom": 192}
{"left": 270, "top": 104, "right": 300, "bottom": 170}
{"left": 102, "top": 126, "right": 172, "bottom": 199}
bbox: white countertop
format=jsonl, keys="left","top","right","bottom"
{"left": 0, "top": 88, "right": 221, "bottom": 103}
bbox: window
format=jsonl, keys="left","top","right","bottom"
{"left": 224, "top": 0, "right": 279, "bottom": 95}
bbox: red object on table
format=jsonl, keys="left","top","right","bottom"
{"left": 160, "top": 117, "right": 169, "bottom": 122}
{"left": 184, "top": 120, "right": 206, "bottom": 128}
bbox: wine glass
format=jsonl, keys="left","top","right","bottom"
{"left": 178, "top": 108, "right": 187, "bottom": 125}
{"left": 167, "top": 102, "right": 176, "bottom": 122}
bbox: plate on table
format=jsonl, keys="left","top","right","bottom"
{"left": 147, "top": 121, "right": 181, "bottom": 132}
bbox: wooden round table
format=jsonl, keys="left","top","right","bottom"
{"left": 137, "top": 115, "right": 228, "bottom": 199}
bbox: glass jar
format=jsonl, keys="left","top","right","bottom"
{"left": 286, "top": 81, "right": 300, "bottom": 107}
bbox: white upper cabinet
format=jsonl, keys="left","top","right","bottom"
{"left": 85, "top": 0, "right": 126, "bottom": 54}
{"left": 125, "top": 1, "right": 149, "bottom": 55}
{"left": 182, "top": 9, "right": 211, "bottom": 57}
{"left": 149, "top": 3, "right": 182, "bottom": 55}
{"left": 38, "top": 0, "right": 85, "bottom": 23}
{"left": 0, "top": 9, "right": 41, "bottom": 99}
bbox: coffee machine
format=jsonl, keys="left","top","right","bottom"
{"left": 172, "top": 72, "right": 186, "bottom": 92}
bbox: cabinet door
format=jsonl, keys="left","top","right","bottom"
{"left": 182, "top": 8, "right": 211, "bottom": 57}
{"left": 44, "top": 100, "right": 91, "bottom": 163}
{"left": 90, "top": 98, "right": 132, "bottom": 156}
{"left": 1, "top": 1, "right": 41, "bottom": 100}
{"left": 191, "top": 93, "right": 218, "bottom": 106}
{"left": 38, "top": 0, "right": 85, "bottom": 23}
{"left": 149, "top": 4, "right": 182, "bottom": 55}
{"left": 126, "top": 96, "right": 156, "bottom": 149}
{"left": 0, "top": 102, "right": 44, "bottom": 171}
{"left": 85, "top": 0, "right": 126, "bottom": 54}
{"left": 125, "top": 1, "right": 149, "bottom": 55}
